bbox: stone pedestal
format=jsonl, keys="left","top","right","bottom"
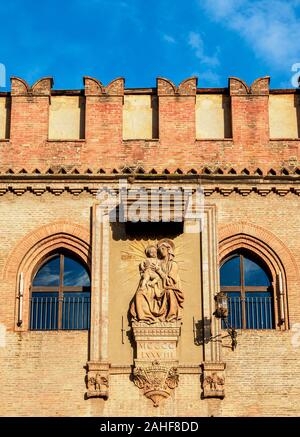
{"left": 132, "top": 321, "right": 181, "bottom": 407}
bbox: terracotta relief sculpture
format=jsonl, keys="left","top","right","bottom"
{"left": 86, "top": 372, "right": 109, "bottom": 399}
{"left": 202, "top": 363, "right": 226, "bottom": 399}
{"left": 130, "top": 239, "right": 184, "bottom": 323}
{"left": 133, "top": 360, "right": 179, "bottom": 407}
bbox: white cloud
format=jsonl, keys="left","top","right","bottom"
{"left": 200, "top": 70, "right": 221, "bottom": 85}
{"left": 191, "top": 70, "right": 221, "bottom": 86}
{"left": 203, "top": 0, "right": 244, "bottom": 20}
{"left": 200, "top": 0, "right": 300, "bottom": 70}
{"left": 163, "top": 34, "right": 176, "bottom": 44}
{"left": 188, "top": 32, "right": 220, "bottom": 66}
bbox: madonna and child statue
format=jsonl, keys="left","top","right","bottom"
{"left": 130, "top": 239, "right": 184, "bottom": 324}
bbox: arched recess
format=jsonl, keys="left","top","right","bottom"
{"left": 2, "top": 221, "right": 91, "bottom": 331}
{"left": 219, "top": 221, "right": 300, "bottom": 330}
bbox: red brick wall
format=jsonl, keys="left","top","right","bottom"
{"left": 1, "top": 76, "right": 300, "bottom": 416}
{"left": 1, "top": 75, "right": 299, "bottom": 174}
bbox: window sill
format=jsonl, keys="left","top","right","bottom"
{"left": 0, "top": 138, "right": 10, "bottom": 142}
{"left": 47, "top": 139, "right": 86, "bottom": 142}
{"left": 195, "top": 138, "right": 233, "bottom": 141}
{"left": 269, "top": 138, "right": 300, "bottom": 141}
{"left": 16, "top": 329, "right": 89, "bottom": 333}
{"left": 122, "top": 138, "right": 159, "bottom": 142}
{"left": 220, "top": 328, "right": 282, "bottom": 332}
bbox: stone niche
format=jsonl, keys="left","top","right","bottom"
{"left": 108, "top": 221, "right": 202, "bottom": 366}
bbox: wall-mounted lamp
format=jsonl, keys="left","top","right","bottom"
{"left": 214, "top": 291, "right": 228, "bottom": 319}
{"left": 214, "top": 292, "right": 237, "bottom": 351}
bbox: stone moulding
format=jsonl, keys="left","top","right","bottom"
{"left": 202, "top": 362, "right": 226, "bottom": 399}
{"left": 86, "top": 361, "right": 110, "bottom": 399}
{"left": 133, "top": 360, "right": 179, "bottom": 408}
{"left": 131, "top": 320, "right": 181, "bottom": 338}
{"left": 0, "top": 184, "right": 300, "bottom": 198}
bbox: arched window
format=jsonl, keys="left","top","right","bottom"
{"left": 220, "top": 251, "right": 274, "bottom": 329}
{"left": 30, "top": 251, "right": 91, "bottom": 330}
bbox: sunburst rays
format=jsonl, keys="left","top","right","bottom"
{"left": 119, "top": 237, "right": 189, "bottom": 285}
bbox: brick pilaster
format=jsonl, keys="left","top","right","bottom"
{"left": 10, "top": 77, "right": 53, "bottom": 144}
{"left": 229, "top": 76, "right": 270, "bottom": 145}
{"left": 157, "top": 77, "right": 197, "bottom": 144}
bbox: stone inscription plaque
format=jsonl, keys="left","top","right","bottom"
{"left": 137, "top": 341, "right": 177, "bottom": 360}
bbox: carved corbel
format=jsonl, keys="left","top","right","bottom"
{"left": 202, "top": 362, "right": 226, "bottom": 399}
{"left": 86, "top": 361, "right": 110, "bottom": 399}
{"left": 133, "top": 360, "right": 179, "bottom": 407}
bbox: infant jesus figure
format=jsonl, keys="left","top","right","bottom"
{"left": 139, "top": 245, "right": 163, "bottom": 299}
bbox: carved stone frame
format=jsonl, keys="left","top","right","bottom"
{"left": 86, "top": 203, "right": 110, "bottom": 399}
{"left": 200, "top": 204, "right": 226, "bottom": 398}
{"left": 87, "top": 192, "right": 225, "bottom": 400}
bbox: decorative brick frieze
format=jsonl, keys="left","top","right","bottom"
{"left": 0, "top": 182, "right": 300, "bottom": 198}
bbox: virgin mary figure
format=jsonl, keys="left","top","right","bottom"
{"left": 130, "top": 239, "right": 184, "bottom": 323}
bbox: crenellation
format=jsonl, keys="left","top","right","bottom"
{"left": 0, "top": 75, "right": 299, "bottom": 173}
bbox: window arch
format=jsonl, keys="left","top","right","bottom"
{"left": 30, "top": 250, "right": 91, "bottom": 330}
{"left": 220, "top": 250, "right": 274, "bottom": 329}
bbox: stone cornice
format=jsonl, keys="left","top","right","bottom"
{"left": 0, "top": 181, "right": 300, "bottom": 197}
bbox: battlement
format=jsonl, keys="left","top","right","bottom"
{"left": 1, "top": 75, "right": 300, "bottom": 174}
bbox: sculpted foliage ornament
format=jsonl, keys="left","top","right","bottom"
{"left": 133, "top": 360, "right": 179, "bottom": 407}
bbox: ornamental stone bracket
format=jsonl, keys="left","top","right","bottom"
{"left": 86, "top": 361, "right": 110, "bottom": 399}
{"left": 202, "top": 362, "right": 226, "bottom": 399}
{"left": 133, "top": 360, "right": 179, "bottom": 408}
{"left": 132, "top": 321, "right": 181, "bottom": 407}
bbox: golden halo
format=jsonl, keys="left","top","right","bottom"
{"left": 157, "top": 238, "right": 175, "bottom": 251}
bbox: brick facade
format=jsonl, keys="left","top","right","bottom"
{"left": 0, "top": 76, "right": 300, "bottom": 416}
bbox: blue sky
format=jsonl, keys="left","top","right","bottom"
{"left": 1, "top": 0, "right": 300, "bottom": 90}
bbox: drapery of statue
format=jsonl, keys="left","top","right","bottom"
{"left": 130, "top": 239, "right": 184, "bottom": 323}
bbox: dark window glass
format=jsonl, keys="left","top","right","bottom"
{"left": 32, "top": 255, "right": 60, "bottom": 287}
{"left": 63, "top": 256, "right": 90, "bottom": 287}
{"left": 220, "top": 255, "right": 240, "bottom": 286}
{"left": 220, "top": 252, "right": 274, "bottom": 330}
{"left": 30, "top": 252, "right": 91, "bottom": 331}
{"left": 244, "top": 256, "right": 270, "bottom": 286}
